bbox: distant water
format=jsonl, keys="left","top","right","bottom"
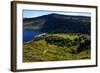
{"left": 23, "top": 29, "right": 42, "bottom": 42}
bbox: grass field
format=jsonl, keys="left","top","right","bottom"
{"left": 23, "top": 33, "right": 91, "bottom": 62}
{"left": 48, "top": 33, "right": 79, "bottom": 40}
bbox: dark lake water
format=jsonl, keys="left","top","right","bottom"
{"left": 23, "top": 29, "right": 42, "bottom": 42}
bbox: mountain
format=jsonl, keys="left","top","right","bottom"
{"left": 23, "top": 13, "right": 91, "bottom": 34}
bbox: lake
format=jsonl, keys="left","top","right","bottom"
{"left": 23, "top": 29, "right": 42, "bottom": 42}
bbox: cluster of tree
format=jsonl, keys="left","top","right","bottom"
{"left": 71, "top": 36, "right": 90, "bottom": 54}
{"left": 45, "top": 35, "right": 91, "bottom": 54}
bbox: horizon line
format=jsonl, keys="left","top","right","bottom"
{"left": 23, "top": 12, "right": 91, "bottom": 19}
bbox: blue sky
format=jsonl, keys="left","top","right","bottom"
{"left": 23, "top": 10, "right": 91, "bottom": 18}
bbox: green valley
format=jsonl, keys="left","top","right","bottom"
{"left": 23, "top": 33, "right": 91, "bottom": 62}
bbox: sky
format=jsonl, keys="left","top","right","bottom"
{"left": 23, "top": 10, "right": 91, "bottom": 18}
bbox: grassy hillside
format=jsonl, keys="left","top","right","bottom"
{"left": 23, "top": 33, "right": 91, "bottom": 62}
